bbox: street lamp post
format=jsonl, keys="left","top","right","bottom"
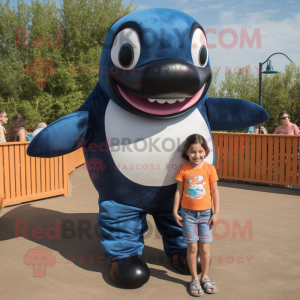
{"left": 258, "top": 52, "right": 293, "bottom": 133}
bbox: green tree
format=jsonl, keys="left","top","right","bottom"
{"left": 207, "top": 70, "right": 219, "bottom": 98}
{"left": 0, "top": 0, "right": 136, "bottom": 127}
{"left": 209, "top": 64, "right": 300, "bottom": 133}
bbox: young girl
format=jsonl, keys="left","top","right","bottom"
{"left": 173, "top": 134, "right": 220, "bottom": 296}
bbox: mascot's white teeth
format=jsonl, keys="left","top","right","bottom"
{"left": 148, "top": 98, "right": 186, "bottom": 104}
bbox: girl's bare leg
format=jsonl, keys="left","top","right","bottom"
{"left": 198, "top": 241, "right": 216, "bottom": 292}
{"left": 187, "top": 242, "right": 202, "bottom": 294}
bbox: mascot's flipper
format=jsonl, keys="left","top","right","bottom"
{"left": 205, "top": 97, "right": 269, "bottom": 131}
{"left": 27, "top": 111, "right": 92, "bottom": 158}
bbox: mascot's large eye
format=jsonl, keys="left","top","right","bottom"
{"left": 191, "top": 28, "right": 208, "bottom": 68}
{"left": 111, "top": 28, "right": 140, "bottom": 70}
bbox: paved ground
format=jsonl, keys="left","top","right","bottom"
{"left": 0, "top": 165, "right": 299, "bottom": 300}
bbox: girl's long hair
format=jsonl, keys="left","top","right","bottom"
{"left": 181, "top": 134, "right": 209, "bottom": 161}
{"left": 6, "top": 114, "right": 27, "bottom": 142}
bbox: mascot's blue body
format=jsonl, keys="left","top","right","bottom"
{"left": 28, "top": 8, "right": 268, "bottom": 287}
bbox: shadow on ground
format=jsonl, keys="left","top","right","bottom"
{"left": 0, "top": 204, "right": 187, "bottom": 289}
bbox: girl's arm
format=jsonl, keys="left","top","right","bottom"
{"left": 18, "top": 129, "right": 26, "bottom": 142}
{"left": 173, "top": 181, "right": 184, "bottom": 227}
{"left": 209, "top": 181, "right": 220, "bottom": 225}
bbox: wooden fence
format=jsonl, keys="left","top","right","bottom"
{"left": 0, "top": 142, "right": 85, "bottom": 209}
{"left": 213, "top": 133, "right": 300, "bottom": 186}
{"left": 1, "top": 134, "right": 299, "bottom": 210}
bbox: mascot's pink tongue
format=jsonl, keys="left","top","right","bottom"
{"left": 117, "top": 83, "right": 205, "bottom": 115}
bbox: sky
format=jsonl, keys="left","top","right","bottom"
{"left": 123, "top": 0, "right": 300, "bottom": 81}
{"left": 8, "top": 0, "right": 300, "bottom": 82}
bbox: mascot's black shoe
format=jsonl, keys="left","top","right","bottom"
{"left": 110, "top": 255, "right": 150, "bottom": 288}
{"left": 171, "top": 249, "right": 202, "bottom": 274}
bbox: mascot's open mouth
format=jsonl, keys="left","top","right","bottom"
{"left": 116, "top": 83, "right": 206, "bottom": 116}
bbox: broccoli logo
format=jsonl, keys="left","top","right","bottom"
{"left": 24, "top": 56, "right": 57, "bottom": 88}
{"left": 23, "top": 246, "right": 56, "bottom": 277}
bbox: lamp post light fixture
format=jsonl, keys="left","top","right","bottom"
{"left": 258, "top": 52, "right": 293, "bottom": 133}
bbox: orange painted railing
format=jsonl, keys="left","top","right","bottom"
{"left": 213, "top": 133, "right": 300, "bottom": 186}
{"left": 0, "top": 142, "right": 85, "bottom": 209}
{"left": 1, "top": 134, "right": 299, "bottom": 210}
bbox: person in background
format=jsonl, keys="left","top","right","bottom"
{"left": 6, "top": 113, "right": 28, "bottom": 142}
{"left": 247, "top": 126, "right": 254, "bottom": 134}
{"left": 248, "top": 123, "right": 267, "bottom": 134}
{"left": 274, "top": 111, "right": 299, "bottom": 190}
{"left": 254, "top": 123, "right": 268, "bottom": 134}
{"left": 0, "top": 110, "right": 8, "bottom": 143}
{"left": 32, "top": 122, "right": 47, "bottom": 138}
{"left": 261, "top": 122, "right": 268, "bottom": 134}
{"left": 273, "top": 111, "right": 300, "bottom": 135}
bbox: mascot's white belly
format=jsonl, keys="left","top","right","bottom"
{"left": 105, "top": 100, "right": 213, "bottom": 186}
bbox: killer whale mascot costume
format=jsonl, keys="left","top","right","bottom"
{"left": 28, "top": 8, "right": 268, "bottom": 287}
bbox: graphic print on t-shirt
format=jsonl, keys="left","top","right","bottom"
{"left": 194, "top": 175, "right": 203, "bottom": 182}
{"left": 187, "top": 175, "right": 193, "bottom": 184}
{"left": 185, "top": 174, "right": 207, "bottom": 199}
{"left": 175, "top": 162, "right": 218, "bottom": 210}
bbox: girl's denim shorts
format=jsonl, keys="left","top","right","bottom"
{"left": 181, "top": 207, "right": 213, "bottom": 243}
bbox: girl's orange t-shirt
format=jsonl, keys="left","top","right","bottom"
{"left": 175, "top": 162, "right": 218, "bottom": 211}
